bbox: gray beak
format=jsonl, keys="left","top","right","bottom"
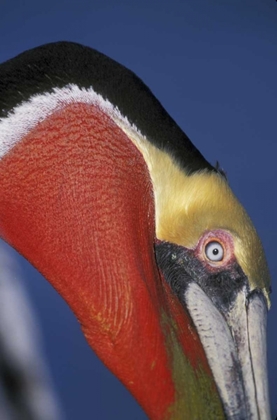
{"left": 184, "top": 283, "right": 270, "bottom": 420}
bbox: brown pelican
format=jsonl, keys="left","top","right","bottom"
{"left": 0, "top": 42, "right": 271, "bottom": 419}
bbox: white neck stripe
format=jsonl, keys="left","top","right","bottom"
{"left": 0, "top": 84, "right": 144, "bottom": 159}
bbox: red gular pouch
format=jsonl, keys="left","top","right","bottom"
{"left": 0, "top": 103, "right": 223, "bottom": 420}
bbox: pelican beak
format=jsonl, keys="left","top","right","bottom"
{"left": 185, "top": 283, "right": 270, "bottom": 419}
{"left": 156, "top": 240, "right": 271, "bottom": 419}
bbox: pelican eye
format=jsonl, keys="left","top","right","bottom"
{"left": 205, "top": 241, "right": 224, "bottom": 262}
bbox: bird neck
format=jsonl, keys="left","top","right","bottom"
{"left": 0, "top": 102, "right": 220, "bottom": 419}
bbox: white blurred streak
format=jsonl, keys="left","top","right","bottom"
{"left": 0, "top": 241, "right": 64, "bottom": 420}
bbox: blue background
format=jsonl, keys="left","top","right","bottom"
{"left": 0, "top": 1, "right": 276, "bottom": 419}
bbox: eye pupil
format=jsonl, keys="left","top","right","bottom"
{"left": 213, "top": 248, "right": 219, "bottom": 255}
